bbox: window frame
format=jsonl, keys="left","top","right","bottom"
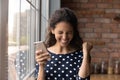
{"left": 0, "top": 0, "right": 8, "bottom": 79}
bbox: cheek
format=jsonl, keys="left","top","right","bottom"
{"left": 54, "top": 34, "right": 61, "bottom": 40}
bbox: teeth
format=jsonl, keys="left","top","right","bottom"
{"left": 62, "top": 42, "right": 68, "bottom": 44}
{"left": 62, "top": 41, "right": 67, "bottom": 43}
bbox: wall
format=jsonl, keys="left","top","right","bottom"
{"left": 61, "top": 0, "right": 120, "bottom": 64}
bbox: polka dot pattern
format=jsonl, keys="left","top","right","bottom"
{"left": 36, "top": 50, "right": 90, "bottom": 80}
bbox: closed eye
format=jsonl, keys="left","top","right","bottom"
{"left": 58, "top": 31, "right": 63, "bottom": 34}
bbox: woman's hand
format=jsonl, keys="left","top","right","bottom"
{"left": 35, "top": 50, "right": 51, "bottom": 66}
{"left": 82, "top": 42, "right": 93, "bottom": 55}
{"left": 78, "top": 42, "right": 93, "bottom": 78}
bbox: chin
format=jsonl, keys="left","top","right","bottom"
{"left": 60, "top": 43, "right": 69, "bottom": 47}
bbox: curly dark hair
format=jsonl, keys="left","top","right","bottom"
{"left": 45, "top": 8, "right": 83, "bottom": 50}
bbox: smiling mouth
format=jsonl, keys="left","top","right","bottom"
{"left": 61, "top": 40, "right": 69, "bottom": 44}
{"left": 62, "top": 40, "right": 68, "bottom": 42}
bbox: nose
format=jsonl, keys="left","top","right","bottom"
{"left": 62, "top": 33, "right": 68, "bottom": 40}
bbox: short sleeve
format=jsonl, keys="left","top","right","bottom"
{"left": 76, "top": 75, "right": 90, "bottom": 80}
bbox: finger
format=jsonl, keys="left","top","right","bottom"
{"left": 37, "top": 56, "right": 50, "bottom": 62}
{"left": 39, "top": 61, "right": 47, "bottom": 65}
{"left": 35, "top": 53, "right": 50, "bottom": 61}
{"left": 35, "top": 50, "right": 43, "bottom": 55}
{"left": 36, "top": 52, "right": 49, "bottom": 59}
{"left": 36, "top": 56, "right": 50, "bottom": 62}
{"left": 87, "top": 42, "right": 93, "bottom": 50}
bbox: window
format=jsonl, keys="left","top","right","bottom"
{"left": 8, "top": 0, "right": 40, "bottom": 80}
{"left": 0, "top": 0, "right": 60, "bottom": 80}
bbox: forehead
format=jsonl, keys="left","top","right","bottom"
{"left": 54, "top": 22, "right": 73, "bottom": 31}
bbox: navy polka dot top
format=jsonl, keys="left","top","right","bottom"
{"left": 36, "top": 50, "right": 90, "bottom": 80}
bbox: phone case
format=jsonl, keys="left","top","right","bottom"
{"left": 34, "top": 41, "right": 47, "bottom": 52}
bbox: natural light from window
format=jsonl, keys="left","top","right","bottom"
{"left": 8, "top": 0, "right": 39, "bottom": 80}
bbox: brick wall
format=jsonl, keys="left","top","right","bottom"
{"left": 61, "top": 0, "right": 120, "bottom": 64}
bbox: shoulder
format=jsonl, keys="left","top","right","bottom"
{"left": 73, "top": 49, "right": 83, "bottom": 56}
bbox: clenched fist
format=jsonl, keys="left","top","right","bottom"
{"left": 82, "top": 42, "right": 93, "bottom": 55}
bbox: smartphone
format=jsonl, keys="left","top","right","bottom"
{"left": 34, "top": 41, "right": 47, "bottom": 53}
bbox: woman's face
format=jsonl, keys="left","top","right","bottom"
{"left": 52, "top": 21, "right": 74, "bottom": 47}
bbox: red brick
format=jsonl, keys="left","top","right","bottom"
{"left": 94, "top": 18, "right": 111, "bottom": 23}
{"left": 101, "top": 47, "right": 110, "bottom": 52}
{"left": 89, "top": 0, "right": 102, "bottom": 3}
{"left": 87, "top": 40, "right": 105, "bottom": 46}
{"left": 103, "top": 47, "right": 120, "bottom": 53}
{"left": 86, "top": 23, "right": 101, "bottom": 28}
{"left": 101, "top": 39, "right": 111, "bottom": 43}
{"left": 113, "top": 39, "right": 120, "bottom": 43}
{"left": 113, "top": 0, "right": 120, "bottom": 3}
{"left": 78, "top": 18, "right": 94, "bottom": 23}
{"left": 107, "top": 43, "right": 120, "bottom": 48}
{"left": 105, "top": 9, "right": 115, "bottom": 13}
{"left": 91, "top": 58, "right": 101, "bottom": 63}
{"left": 91, "top": 52, "right": 109, "bottom": 58}
{"left": 103, "top": 13, "right": 116, "bottom": 18}
{"left": 83, "top": 37, "right": 95, "bottom": 42}
{"left": 118, "top": 24, "right": 120, "bottom": 28}
{"left": 110, "top": 52, "right": 120, "bottom": 58}
{"left": 78, "top": 23, "right": 85, "bottom": 28}
{"left": 78, "top": 28, "right": 93, "bottom": 33}
{"left": 76, "top": 9, "right": 105, "bottom": 16}
{"left": 91, "top": 58, "right": 108, "bottom": 63}
{"left": 94, "top": 28, "right": 110, "bottom": 33}
{"left": 72, "top": 0, "right": 88, "bottom": 3}
{"left": 112, "top": 19, "right": 120, "bottom": 23}
{"left": 89, "top": 0, "right": 113, "bottom": 3}
{"left": 82, "top": 39, "right": 102, "bottom": 45}
{"left": 111, "top": 28, "right": 120, "bottom": 33}
{"left": 102, "top": 23, "right": 117, "bottom": 28}
{"left": 85, "top": 33, "right": 101, "bottom": 38}
{"left": 106, "top": 9, "right": 120, "bottom": 13}
{"left": 102, "top": 33, "right": 118, "bottom": 38}
{"left": 113, "top": 4, "right": 120, "bottom": 8}
{"left": 97, "top": 3, "right": 113, "bottom": 9}
{"left": 80, "top": 3, "right": 96, "bottom": 8}
{"left": 63, "top": 3, "right": 80, "bottom": 8}
{"left": 102, "top": 0, "right": 113, "bottom": 3}
{"left": 79, "top": 33, "right": 85, "bottom": 38}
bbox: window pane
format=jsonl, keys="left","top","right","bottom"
{"left": 8, "top": 0, "right": 40, "bottom": 80}
{"left": 8, "top": 0, "right": 21, "bottom": 79}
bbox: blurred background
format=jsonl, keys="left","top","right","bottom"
{"left": 0, "top": 0, "right": 120, "bottom": 80}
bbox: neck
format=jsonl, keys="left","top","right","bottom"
{"left": 55, "top": 45, "right": 69, "bottom": 54}
{"left": 50, "top": 44, "right": 75, "bottom": 54}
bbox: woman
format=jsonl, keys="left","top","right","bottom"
{"left": 35, "top": 8, "right": 93, "bottom": 80}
